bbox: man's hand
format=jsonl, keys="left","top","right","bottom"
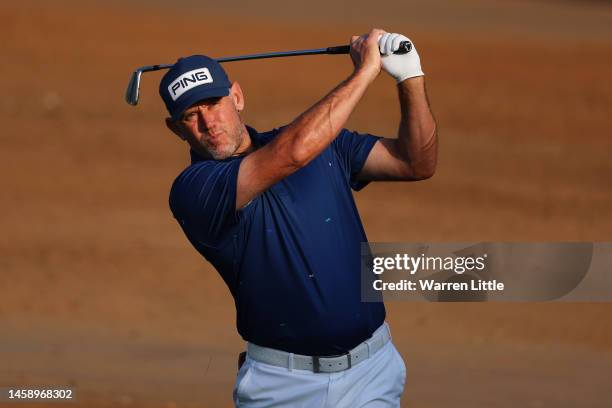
{"left": 379, "top": 32, "right": 424, "bottom": 83}
{"left": 349, "top": 28, "right": 384, "bottom": 82}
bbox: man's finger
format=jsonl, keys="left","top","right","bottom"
{"left": 379, "top": 33, "right": 390, "bottom": 55}
{"left": 385, "top": 34, "right": 397, "bottom": 55}
{"left": 391, "top": 34, "right": 405, "bottom": 53}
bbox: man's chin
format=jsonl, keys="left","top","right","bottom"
{"left": 208, "top": 146, "right": 237, "bottom": 160}
{"left": 210, "top": 152, "right": 230, "bottom": 160}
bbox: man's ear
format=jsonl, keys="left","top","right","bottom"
{"left": 230, "top": 82, "right": 245, "bottom": 112}
{"left": 165, "top": 118, "right": 186, "bottom": 141}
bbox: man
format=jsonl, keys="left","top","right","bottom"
{"left": 160, "top": 29, "right": 437, "bottom": 407}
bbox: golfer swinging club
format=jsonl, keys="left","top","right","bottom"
{"left": 160, "top": 28, "right": 437, "bottom": 407}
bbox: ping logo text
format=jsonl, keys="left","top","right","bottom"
{"left": 168, "top": 68, "right": 213, "bottom": 101}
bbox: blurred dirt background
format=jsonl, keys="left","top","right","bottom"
{"left": 1, "top": 0, "right": 611, "bottom": 407}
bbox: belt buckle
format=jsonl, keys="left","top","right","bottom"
{"left": 312, "top": 352, "right": 352, "bottom": 373}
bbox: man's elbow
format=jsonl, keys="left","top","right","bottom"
{"left": 403, "top": 155, "right": 436, "bottom": 180}
{"left": 269, "top": 132, "right": 310, "bottom": 170}
{"left": 411, "top": 164, "right": 436, "bottom": 181}
{"left": 288, "top": 146, "right": 310, "bottom": 169}
{"left": 288, "top": 135, "right": 319, "bottom": 169}
{"left": 392, "top": 164, "right": 435, "bottom": 181}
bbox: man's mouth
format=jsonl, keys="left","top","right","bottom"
{"left": 207, "top": 130, "right": 224, "bottom": 141}
{"left": 204, "top": 133, "right": 224, "bottom": 149}
{"left": 207, "top": 127, "right": 223, "bottom": 136}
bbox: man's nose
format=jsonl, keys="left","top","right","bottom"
{"left": 197, "top": 106, "right": 214, "bottom": 130}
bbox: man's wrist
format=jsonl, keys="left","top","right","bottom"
{"left": 351, "top": 66, "right": 379, "bottom": 85}
{"left": 397, "top": 75, "right": 426, "bottom": 93}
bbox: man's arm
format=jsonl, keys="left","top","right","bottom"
{"left": 357, "top": 34, "right": 438, "bottom": 182}
{"left": 236, "top": 29, "right": 384, "bottom": 209}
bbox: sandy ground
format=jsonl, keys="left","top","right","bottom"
{"left": 1, "top": 0, "right": 612, "bottom": 407}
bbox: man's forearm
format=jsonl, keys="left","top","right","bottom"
{"left": 396, "top": 77, "right": 437, "bottom": 177}
{"left": 273, "top": 69, "right": 375, "bottom": 167}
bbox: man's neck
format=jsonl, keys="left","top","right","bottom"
{"left": 232, "top": 124, "right": 255, "bottom": 156}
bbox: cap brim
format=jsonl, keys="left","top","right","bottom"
{"left": 170, "top": 86, "right": 231, "bottom": 121}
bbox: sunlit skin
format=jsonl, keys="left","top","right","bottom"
{"left": 165, "top": 82, "right": 254, "bottom": 160}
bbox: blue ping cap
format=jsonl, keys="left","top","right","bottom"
{"left": 159, "top": 55, "right": 231, "bottom": 121}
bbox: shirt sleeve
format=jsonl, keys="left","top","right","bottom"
{"left": 332, "top": 128, "right": 382, "bottom": 191}
{"left": 169, "top": 158, "right": 243, "bottom": 246}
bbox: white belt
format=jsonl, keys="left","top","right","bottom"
{"left": 246, "top": 322, "right": 391, "bottom": 373}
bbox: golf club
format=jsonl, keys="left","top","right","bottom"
{"left": 125, "top": 41, "right": 412, "bottom": 106}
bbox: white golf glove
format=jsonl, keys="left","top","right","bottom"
{"left": 379, "top": 32, "right": 424, "bottom": 83}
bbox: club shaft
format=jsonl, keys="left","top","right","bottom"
{"left": 138, "top": 41, "right": 408, "bottom": 73}
{"left": 217, "top": 48, "right": 331, "bottom": 63}
{"left": 139, "top": 48, "right": 336, "bottom": 73}
{"left": 127, "top": 41, "right": 410, "bottom": 105}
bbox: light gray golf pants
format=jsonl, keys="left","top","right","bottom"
{"left": 233, "top": 335, "right": 406, "bottom": 407}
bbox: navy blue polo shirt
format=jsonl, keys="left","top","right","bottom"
{"left": 169, "top": 126, "right": 385, "bottom": 355}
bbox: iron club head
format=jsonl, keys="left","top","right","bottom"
{"left": 125, "top": 69, "right": 142, "bottom": 106}
{"left": 125, "top": 64, "right": 173, "bottom": 105}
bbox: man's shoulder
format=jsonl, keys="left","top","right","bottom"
{"left": 169, "top": 158, "right": 235, "bottom": 211}
{"left": 169, "top": 161, "right": 207, "bottom": 213}
{"left": 170, "top": 160, "right": 214, "bottom": 191}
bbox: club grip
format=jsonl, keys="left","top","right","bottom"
{"left": 327, "top": 40, "right": 412, "bottom": 55}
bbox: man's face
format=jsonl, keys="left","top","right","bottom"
{"left": 168, "top": 82, "right": 247, "bottom": 160}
